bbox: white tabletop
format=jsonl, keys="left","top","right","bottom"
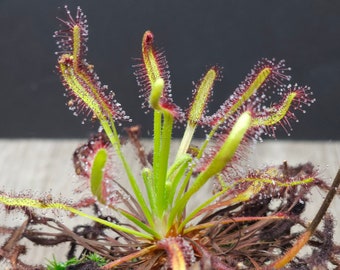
{"left": 0, "top": 139, "right": 339, "bottom": 266}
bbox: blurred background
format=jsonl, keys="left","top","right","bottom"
{"left": 0, "top": 0, "right": 339, "bottom": 139}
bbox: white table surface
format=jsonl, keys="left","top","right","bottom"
{"left": 0, "top": 139, "right": 339, "bottom": 266}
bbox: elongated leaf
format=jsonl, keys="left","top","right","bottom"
{"left": 90, "top": 148, "right": 108, "bottom": 204}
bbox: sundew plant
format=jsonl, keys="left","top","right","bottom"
{"left": 1, "top": 6, "right": 340, "bottom": 270}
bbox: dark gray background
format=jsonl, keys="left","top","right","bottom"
{"left": 0, "top": 0, "right": 339, "bottom": 139}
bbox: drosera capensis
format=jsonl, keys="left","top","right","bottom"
{"left": 0, "top": 6, "right": 339, "bottom": 270}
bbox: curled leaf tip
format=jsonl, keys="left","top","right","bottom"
{"left": 55, "top": 7, "right": 129, "bottom": 123}
{"left": 149, "top": 77, "right": 165, "bottom": 110}
{"left": 252, "top": 84, "right": 315, "bottom": 137}
{"left": 204, "top": 58, "right": 291, "bottom": 128}
{"left": 134, "top": 30, "right": 184, "bottom": 120}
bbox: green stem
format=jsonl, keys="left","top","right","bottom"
{"left": 156, "top": 112, "right": 174, "bottom": 215}
{"left": 177, "top": 187, "right": 227, "bottom": 232}
{"left": 169, "top": 111, "right": 252, "bottom": 226}
{"left": 0, "top": 195, "right": 153, "bottom": 240}
{"left": 174, "top": 168, "right": 193, "bottom": 208}
{"left": 168, "top": 171, "right": 207, "bottom": 227}
{"left": 118, "top": 209, "right": 161, "bottom": 239}
{"left": 152, "top": 110, "right": 162, "bottom": 217}
{"left": 142, "top": 168, "right": 157, "bottom": 214}
{"left": 175, "top": 124, "right": 196, "bottom": 161}
{"left": 100, "top": 118, "right": 154, "bottom": 227}
{"left": 165, "top": 154, "right": 192, "bottom": 210}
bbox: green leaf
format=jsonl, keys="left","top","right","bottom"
{"left": 90, "top": 148, "right": 108, "bottom": 204}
